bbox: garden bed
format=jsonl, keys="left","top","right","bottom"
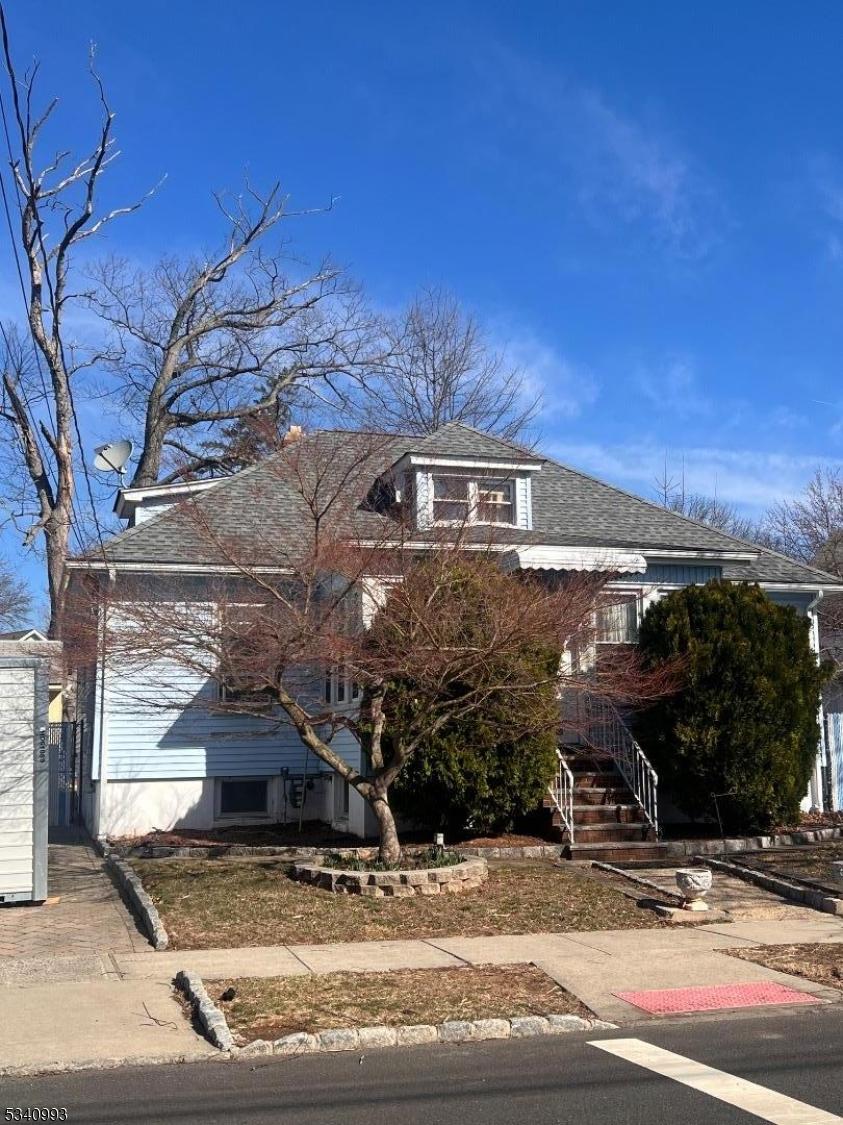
{"left": 208, "top": 965, "right": 590, "bottom": 1043}
{"left": 736, "top": 842, "right": 843, "bottom": 896}
{"left": 728, "top": 943, "right": 843, "bottom": 989}
{"left": 131, "top": 859, "right": 663, "bottom": 948}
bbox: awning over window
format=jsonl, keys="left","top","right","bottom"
{"left": 501, "top": 546, "right": 648, "bottom": 574}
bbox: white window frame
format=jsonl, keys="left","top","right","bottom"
{"left": 427, "top": 471, "right": 518, "bottom": 528}
{"left": 324, "top": 666, "right": 360, "bottom": 707}
{"left": 215, "top": 776, "right": 271, "bottom": 820}
{"left": 594, "top": 591, "right": 642, "bottom": 646}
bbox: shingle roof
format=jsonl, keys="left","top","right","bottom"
{"left": 75, "top": 422, "right": 842, "bottom": 589}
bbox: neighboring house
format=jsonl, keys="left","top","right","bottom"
{"left": 65, "top": 423, "right": 843, "bottom": 848}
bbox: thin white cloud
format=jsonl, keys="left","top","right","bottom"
{"left": 547, "top": 439, "right": 840, "bottom": 513}
{"left": 502, "top": 330, "right": 598, "bottom": 419}
{"left": 468, "top": 43, "right": 725, "bottom": 260}
{"left": 635, "top": 355, "right": 711, "bottom": 419}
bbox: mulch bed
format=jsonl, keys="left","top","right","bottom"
{"left": 737, "top": 842, "right": 843, "bottom": 895}
{"left": 209, "top": 965, "right": 589, "bottom": 1042}
{"left": 132, "top": 859, "right": 663, "bottom": 949}
{"left": 728, "top": 943, "right": 843, "bottom": 989}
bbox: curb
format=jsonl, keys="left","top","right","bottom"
{"left": 175, "top": 970, "right": 236, "bottom": 1051}
{"left": 95, "top": 839, "right": 170, "bottom": 950}
{"left": 699, "top": 856, "right": 843, "bottom": 916}
{"left": 178, "top": 972, "right": 614, "bottom": 1056}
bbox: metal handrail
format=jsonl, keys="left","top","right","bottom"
{"left": 548, "top": 747, "right": 575, "bottom": 843}
{"left": 585, "top": 694, "right": 659, "bottom": 836}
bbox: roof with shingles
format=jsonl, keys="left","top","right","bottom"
{"left": 75, "top": 422, "right": 842, "bottom": 589}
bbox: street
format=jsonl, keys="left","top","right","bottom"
{"left": 3, "top": 1007, "right": 841, "bottom": 1124}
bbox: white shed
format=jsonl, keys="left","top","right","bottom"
{"left": 0, "top": 640, "right": 55, "bottom": 903}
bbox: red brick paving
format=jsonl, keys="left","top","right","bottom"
{"left": 614, "top": 981, "right": 823, "bottom": 1014}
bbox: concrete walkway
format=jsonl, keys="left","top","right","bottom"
{"left": 0, "top": 831, "right": 213, "bottom": 1074}
{"left": 109, "top": 914, "right": 843, "bottom": 1025}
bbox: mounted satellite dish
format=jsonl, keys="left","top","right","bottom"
{"left": 93, "top": 439, "right": 133, "bottom": 480}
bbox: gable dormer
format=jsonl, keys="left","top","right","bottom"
{"left": 114, "top": 479, "right": 224, "bottom": 528}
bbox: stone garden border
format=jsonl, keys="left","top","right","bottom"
{"left": 174, "top": 969, "right": 614, "bottom": 1056}
{"left": 95, "top": 840, "right": 169, "bottom": 950}
{"left": 700, "top": 855, "right": 843, "bottom": 916}
{"left": 289, "top": 856, "right": 488, "bottom": 896}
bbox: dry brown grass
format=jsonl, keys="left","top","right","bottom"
{"left": 729, "top": 942, "right": 843, "bottom": 989}
{"left": 133, "top": 859, "right": 661, "bottom": 950}
{"left": 739, "top": 844, "right": 843, "bottom": 895}
{"left": 208, "top": 965, "right": 588, "bottom": 1042}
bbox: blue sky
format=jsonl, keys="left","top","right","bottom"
{"left": 5, "top": 1, "right": 843, "bottom": 608}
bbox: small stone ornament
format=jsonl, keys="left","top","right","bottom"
{"left": 674, "top": 867, "right": 713, "bottom": 911}
{"left": 832, "top": 860, "right": 843, "bottom": 885}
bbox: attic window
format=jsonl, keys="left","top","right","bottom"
{"left": 431, "top": 473, "right": 516, "bottom": 526}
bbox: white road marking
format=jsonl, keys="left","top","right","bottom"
{"left": 589, "top": 1037, "right": 843, "bottom": 1124}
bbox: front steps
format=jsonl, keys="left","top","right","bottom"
{"left": 545, "top": 752, "right": 669, "bottom": 863}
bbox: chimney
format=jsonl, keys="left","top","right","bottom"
{"left": 282, "top": 424, "right": 303, "bottom": 445}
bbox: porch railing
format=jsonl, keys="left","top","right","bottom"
{"left": 548, "top": 748, "right": 575, "bottom": 843}
{"left": 585, "top": 694, "right": 659, "bottom": 836}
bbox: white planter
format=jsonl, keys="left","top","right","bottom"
{"left": 675, "top": 867, "right": 713, "bottom": 905}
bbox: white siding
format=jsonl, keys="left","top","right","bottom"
{"left": 0, "top": 666, "right": 34, "bottom": 894}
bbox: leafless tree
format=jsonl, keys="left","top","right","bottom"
{"left": 89, "top": 188, "right": 380, "bottom": 488}
{"left": 0, "top": 557, "right": 31, "bottom": 628}
{"left": 0, "top": 12, "right": 145, "bottom": 635}
{"left": 653, "top": 464, "right": 760, "bottom": 542}
{"left": 758, "top": 468, "right": 843, "bottom": 577}
{"left": 358, "top": 286, "right": 539, "bottom": 441}
{"left": 75, "top": 432, "right": 676, "bottom": 861}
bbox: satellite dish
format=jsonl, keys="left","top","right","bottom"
{"left": 93, "top": 440, "right": 133, "bottom": 478}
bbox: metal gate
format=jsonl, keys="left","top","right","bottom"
{"left": 48, "top": 721, "right": 77, "bottom": 827}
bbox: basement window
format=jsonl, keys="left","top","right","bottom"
{"left": 217, "top": 778, "right": 269, "bottom": 817}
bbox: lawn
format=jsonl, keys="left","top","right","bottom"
{"left": 729, "top": 943, "right": 843, "bottom": 989}
{"left": 133, "top": 859, "right": 662, "bottom": 949}
{"left": 208, "top": 965, "right": 589, "bottom": 1042}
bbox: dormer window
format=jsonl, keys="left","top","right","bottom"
{"left": 431, "top": 472, "right": 516, "bottom": 526}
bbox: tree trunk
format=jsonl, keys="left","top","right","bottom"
{"left": 368, "top": 785, "right": 401, "bottom": 864}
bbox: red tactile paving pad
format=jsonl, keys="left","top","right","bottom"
{"left": 614, "top": 982, "right": 822, "bottom": 1015}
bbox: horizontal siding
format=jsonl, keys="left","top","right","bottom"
{"left": 616, "top": 563, "right": 722, "bottom": 585}
{"left": 98, "top": 652, "right": 358, "bottom": 781}
{"left": 0, "top": 666, "right": 34, "bottom": 897}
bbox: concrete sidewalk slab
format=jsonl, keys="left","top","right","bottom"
{"left": 0, "top": 979, "right": 215, "bottom": 1074}
{"left": 116, "top": 945, "right": 311, "bottom": 980}
{"left": 288, "top": 939, "right": 465, "bottom": 973}
{"left": 698, "top": 918, "right": 843, "bottom": 945}
{"left": 558, "top": 927, "right": 760, "bottom": 956}
{"left": 0, "top": 952, "right": 115, "bottom": 988}
{"left": 537, "top": 948, "right": 842, "bottom": 1024}
{"left": 426, "top": 932, "right": 611, "bottom": 966}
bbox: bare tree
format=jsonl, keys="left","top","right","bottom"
{"left": 0, "top": 557, "right": 31, "bottom": 628}
{"left": 0, "top": 12, "right": 143, "bottom": 635}
{"left": 759, "top": 468, "right": 843, "bottom": 578}
{"left": 79, "top": 433, "right": 675, "bottom": 861}
{"left": 90, "top": 189, "right": 379, "bottom": 488}
{"left": 654, "top": 464, "right": 760, "bottom": 542}
{"left": 359, "top": 286, "right": 539, "bottom": 441}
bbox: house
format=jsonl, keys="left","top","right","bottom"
{"left": 65, "top": 423, "right": 843, "bottom": 850}
{"left": 0, "top": 629, "right": 65, "bottom": 722}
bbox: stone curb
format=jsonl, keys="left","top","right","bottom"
{"left": 95, "top": 840, "right": 170, "bottom": 951}
{"left": 699, "top": 856, "right": 843, "bottom": 916}
{"left": 175, "top": 969, "right": 237, "bottom": 1051}
{"left": 664, "top": 826, "right": 843, "bottom": 858}
{"left": 179, "top": 971, "right": 614, "bottom": 1055}
{"left": 592, "top": 861, "right": 684, "bottom": 904}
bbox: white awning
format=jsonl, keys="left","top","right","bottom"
{"left": 501, "top": 545, "right": 648, "bottom": 574}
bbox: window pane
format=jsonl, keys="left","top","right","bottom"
{"left": 433, "top": 475, "right": 469, "bottom": 500}
{"left": 336, "top": 676, "right": 346, "bottom": 703}
{"left": 596, "top": 597, "right": 639, "bottom": 643}
{"left": 220, "top": 779, "right": 268, "bottom": 815}
{"left": 324, "top": 671, "right": 332, "bottom": 703}
{"left": 477, "top": 478, "right": 515, "bottom": 523}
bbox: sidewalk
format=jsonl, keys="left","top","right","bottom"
{"left": 108, "top": 914, "right": 843, "bottom": 1025}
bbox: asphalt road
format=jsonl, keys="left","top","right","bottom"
{"left": 2, "top": 1007, "right": 842, "bottom": 1124}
